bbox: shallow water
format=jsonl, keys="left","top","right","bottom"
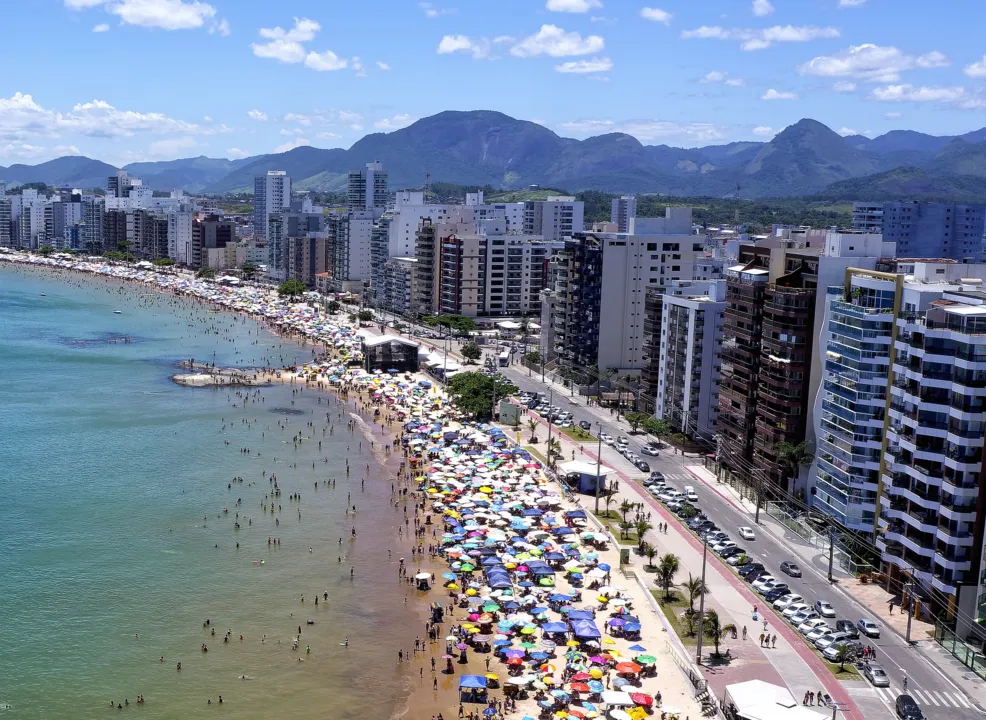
{"left": 0, "top": 266, "right": 426, "bottom": 719}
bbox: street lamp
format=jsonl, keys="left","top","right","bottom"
{"left": 593, "top": 421, "right": 604, "bottom": 514}
{"left": 695, "top": 534, "right": 709, "bottom": 665}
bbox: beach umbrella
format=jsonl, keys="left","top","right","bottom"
{"left": 570, "top": 682, "right": 591, "bottom": 693}
{"left": 627, "top": 644, "right": 647, "bottom": 652}
{"left": 634, "top": 655, "right": 656, "bottom": 665}
{"left": 587, "top": 680, "right": 604, "bottom": 693}
{"left": 588, "top": 668, "right": 603, "bottom": 680}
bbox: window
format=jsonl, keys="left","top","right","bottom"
{"left": 647, "top": 242, "right": 657, "bottom": 251}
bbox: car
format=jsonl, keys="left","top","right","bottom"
{"left": 649, "top": 471, "right": 665, "bottom": 482}
{"left": 835, "top": 620, "right": 860, "bottom": 639}
{"left": 822, "top": 640, "right": 862, "bottom": 662}
{"left": 579, "top": 420, "right": 592, "bottom": 431}
{"left": 896, "top": 694, "right": 925, "bottom": 720}
{"left": 727, "top": 553, "right": 751, "bottom": 566}
{"left": 780, "top": 561, "right": 802, "bottom": 578}
{"left": 635, "top": 461, "right": 651, "bottom": 472}
{"left": 862, "top": 663, "right": 891, "bottom": 688}
{"left": 790, "top": 610, "right": 819, "bottom": 627}
{"left": 705, "top": 530, "right": 729, "bottom": 542}
{"left": 751, "top": 574, "right": 776, "bottom": 591}
{"left": 857, "top": 618, "right": 881, "bottom": 638}
{"left": 815, "top": 600, "right": 837, "bottom": 618}
{"left": 600, "top": 433, "right": 615, "bottom": 445}
{"left": 765, "top": 586, "right": 792, "bottom": 603}
{"left": 815, "top": 631, "right": 849, "bottom": 651}
{"left": 737, "top": 526, "right": 756, "bottom": 541}
{"left": 798, "top": 618, "right": 828, "bottom": 635}
{"left": 757, "top": 580, "right": 781, "bottom": 596}
{"left": 739, "top": 563, "right": 765, "bottom": 579}
{"left": 641, "top": 444, "right": 660, "bottom": 456}
{"left": 773, "top": 594, "right": 804, "bottom": 610}
{"left": 617, "top": 436, "right": 629, "bottom": 445}
{"left": 783, "top": 603, "right": 810, "bottom": 619}
{"left": 684, "top": 489, "right": 699, "bottom": 502}
{"left": 712, "top": 539, "right": 735, "bottom": 552}
{"left": 806, "top": 624, "right": 833, "bottom": 642}
{"left": 719, "top": 546, "right": 745, "bottom": 560}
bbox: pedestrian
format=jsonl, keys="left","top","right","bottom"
{"left": 809, "top": 691, "right": 814, "bottom": 705}
{"left": 771, "top": 634, "right": 777, "bottom": 648}
{"left": 759, "top": 632, "right": 765, "bottom": 647}
{"left": 888, "top": 600, "right": 894, "bottom": 615}
{"left": 803, "top": 692, "right": 809, "bottom": 706}
{"left": 763, "top": 619, "right": 768, "bottom": 632}
{"left": 903, "top": 676, "right": 908, "bottom": 691}
{"left": 742, "top": 626, "right": 747, "bottom": 640}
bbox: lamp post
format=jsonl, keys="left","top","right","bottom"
{"left": 593, "top": 421, "right": 604, "bottom": 514}
{"left": 545, "top": 389, "right": 555, "bottom": 470}
{"left": 695, "top": 533, "right": 709, "bottom": 665}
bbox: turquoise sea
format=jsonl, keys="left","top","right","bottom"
{"left": 0, "top": 265, "right": 434, "bottom": 719}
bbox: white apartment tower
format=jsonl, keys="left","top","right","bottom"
{"left": 253, "top": 170, "right": 291, "bottom": 241}
{"left": 611, "top": 195, "right": 637, "bottom": 233}
{"left": 348, "top": 161, "right": 388, "bottom": 213}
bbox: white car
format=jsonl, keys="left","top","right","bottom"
{"left": 782, "top": 603, "right": 810, "bottom": 619}
{"left": 757, "top": 579, "right": 780, "bottom": 596}
{"left": 815, "top": 632, "right": 849, "bottom": 651}
{"left": 806, "top": 624, "right": 833, "bottom": 642}
{"left": 727, "top": 554, "right": 750, "bottom": 566}
{"left": 738, "top": 527, "right": 756, "bottom": 541}
{"left": 751, "top": 574, "right": 776, "bottom": 591}
{"left": 641, "top": 444, "right": 660, "bottom": 456}
{"left": 773, "top": 594, "right": 803, "bottom": 610}
{"left": 714, "top": 541, "right": 737, "bottom": 555}
{"left": 798, "top": 618, "right": 828, "bottom": 635}
{"left": 789, "top": 610, "right": 817, "bottom": 626}
{"left": 815, "top": 600, "right": 837, "bottom": 618}
{"left": 685, "top": 490, "right": 699, "bottom": 502}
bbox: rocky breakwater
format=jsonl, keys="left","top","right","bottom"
{"left": 171, "top": 362, "right": 270, "bottom": 388}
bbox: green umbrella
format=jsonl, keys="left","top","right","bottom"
{"left": 520, "top": 641, "right": 537, "bottom": 649}
{"left": 635, "top": 655, "right": 657, "bottom": 665}
{"left": 539, "top": 577, "right": 555, "bottom": 586}
{"left": 461, "top": 563, "right": 475, "bottom": 572}
{"left": 483, "top": 603, "right": 501, "bottom": 612}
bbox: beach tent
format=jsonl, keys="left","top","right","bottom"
{"left": 459, "top": 675, "right": 489, "bottom": 703}
{"left": 723, "top": 680, "right": 828, "bottom": 720}
{"left": 601, "top": 690, "right": 635, "bottom": 707}
{"left": 570, "top": 619, "right": 602, "bottom": 640}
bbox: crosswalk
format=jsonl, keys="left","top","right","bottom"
{"left": 872, "top": 685, "right": 974, "bottom": 709}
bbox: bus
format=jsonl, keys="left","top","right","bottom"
{"left": 498, "top": 349, "right": 511, "bottom": 367}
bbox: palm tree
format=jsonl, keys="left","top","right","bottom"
{"left": 618, "top": 520, "right": 632, "bottom": 540}
{"left": 546, "top": 437, "right": 562, "bottom": 468}
{"left": 619, "top": 499, "right": 633, "bottom": 524}
{"left": 702, "top": 609, "right": 737, "bottom": 658}
{"left": 831, "top": 641, "right": 852, "bottom": 671}
{"left": 681, "top": 612, "right": 699, "bottom": 637}
{"left": 775, "top": 441, "right": 813, "bottom": 498}
{"left": 634, "top": 519, "right": 652, "bottom": 545}
{"left": 682, "top": 573, "right": 708, "bottom": 615}
{"left": 643, "top": 543, "right": 658, "bottom": 569}
{"left": 655, "top": 553, "right": 680, "bottom": 600}
{"left": 603, "top": 493, "right": 615, "bottom": 518}
{"left": 527, "top": 418, "right": 539, "bottom": 442}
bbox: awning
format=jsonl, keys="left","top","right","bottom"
{"left": 459, "top": 675, "right": 488, "bottom": 689}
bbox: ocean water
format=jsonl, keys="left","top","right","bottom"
{"left": 0, "top": 266, "right": 427, "bottom": 719}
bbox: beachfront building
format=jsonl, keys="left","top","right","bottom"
{"left": 654, "top": 280, "right": 726, "bottom": 440}
{"left": 348, "top": 161, "right": 388, "bottom": 213}
{"left": 323, "top": 211, "right": 374, "bottom": 294}
{"left": 381, "top": 257, "right": 416, "bottom": 317}
{"left": 253, "top": 170, "right": 291, "bottom": 242}
{"left": 189, "top": 215, "right": 235, "bottom": 269}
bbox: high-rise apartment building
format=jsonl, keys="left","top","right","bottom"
{"left": 611, "top": 195, "right": 637, "bottom": 233}
{"left": 852, "top": 201, "right": 986, "bottom": 262}
{"left": 523, "top": 197, "right": 584, "bottom": 240}
{"left": 107, "top": 170, "right": 138, "bottom": 199}
{"left": 348, "top": 161, "right": 388, "bottom": 212}
{"left": 381, "top": 257, "right": 417, "bottom": 317}
{"left": 81, "top": 196, "right": 104, "bottom": 255}
{"left": 253, "top": 170, "right": 291, "bottom": 242}
{"left": 324, "top": 211, "right": 374, "bottom": 293}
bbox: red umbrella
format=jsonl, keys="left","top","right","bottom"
{"left": 571, "top": 672, "right": 592, "bottom": 681}
{"left": 567, "top": 709, "right": 587, "bottom": 719}
{"left": 570, "top": 682, "right": 591, "bottom": 693}
{"left": 507, "top": 657, "right": 524, "bottom": 666}
{"left": 630, "top": 692, "right": 653, "bottom": 707}
{"left": 615, "top": 662, "right": 642, "bottom": 675}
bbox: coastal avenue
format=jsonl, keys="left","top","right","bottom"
{"left": 492, "top": 360, "right": 986, "bottom": 720}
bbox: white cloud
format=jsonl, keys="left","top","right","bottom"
{"left": 274, "top": 137, "right": 310, "bottom": 153}
{"left": 225, "top": 147, "right": 249, "bottom": 159}
{"left": 305, "top": 50, "right": 348, "bottom": 71}
{"left": 681, "top": 24, "right": 840, "bottom": 51}
{"left": 833, "top": 81, "right": 856, "bottom": 92}
{"left": 752, "top": 0, "right": 774, "bottom": 16}
{"left": 546, "top": 0, "right": 601, "bottom": 12}
{"left": 868, "top": 84, "right": 969, "bottom": 104}
{"left": 510, "top": 25, "right": 604, "bottom": 57}
{"left": 376, "top": 61, "right": 391, "bottom": 70}
{"left": 965, "top": 55, "right": 986, "bottom": 78}
{"left": 761, "top": 88, "right": 798, "bottom": 100}
{"left": 65, "top": 0, "right": 109, "bottom": 8}
{"left": 838, "top": 0, "right": 867, "bottom": 6}
{"left": 211, "top": 17, "right": 230, "bottom": 36}
{"left": 0, "top": 142, "right": 83, "bottom": 162}
{"left": 282, "top": 112, "right": 311, "bottom": 126}
{"left": 837, "top": 127, "right": 858, "bottom": 136}
{"left": 555, "top": 57, "right": 612, "bottom": 73}
{"left": 108, "top": 0, "right": 216, "bottom": 31}
{"left": 437, "top": 34, "right": 491, "bottom": 59}
{"left": 246, "top": 109, "right": 268, "bottom": 122}
{"left": 419, "top": 2, "right": 455, "bottom": 18}
{"left": 798, "top": 44, "right": 949, "bottom": 83}
{"left": 698, "top": 70, "right": 745, "bottom": 86}
{"left": 92, "top": 23, "right": 110, "bottom": 32}
{"left": 251, "top": 17, "right": 320, "bottom": 63}
{"left": 147, "top": 136, "right": 197, "bottom": 157}
{"left": 557, "top": 119, "right": 725, "bottom": 144}
{"left": 752, "top": 126, "right": 774, "bottom": 136}
{"left": 884, "top": 112, "right": 901, "bottom": 118}
{"left": 315, "top": 131, "right": 342, "bottom": 140}
{"left": 374, "top": 114, "right": 415, "bottom": 131}
{"left": 640, "top": 7, "right": 672, "bottom": 25}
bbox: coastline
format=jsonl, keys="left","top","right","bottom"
{"left": 3, "top": 253, "right": 702, "bottom": 720}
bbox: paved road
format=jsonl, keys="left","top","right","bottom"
{"left": 500, "top": 365, "right": 984, "bottom": 720}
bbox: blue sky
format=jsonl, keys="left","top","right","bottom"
{"left": 2, "top": 0, "right": 986, "bottom": 166}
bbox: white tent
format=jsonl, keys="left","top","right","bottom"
{"left": 724, "top": 680, "right": 828, "bottom": 720}
{"left": 600, "top": 690, "right": 635, "bottom": 706}
{"left": 559, "top": 460, "right": 616, "bottom": 477}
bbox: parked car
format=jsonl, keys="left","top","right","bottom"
{"left": 764, "top": 585, "right": 791, "bottom": 602}
{"left": 780, "top": 561, "right": 802, "bottom": 578}
{"left": 751, "top": 574, "right": 776, "bottom": 591}
{"left": 822, "top": 640, "right": 862, "bottom": 662}
{"left": 617, "top": 436, "right": 630, "bottom": 445}
{"left": 600, "top": 434, "right": 615, "bottom": 445}
{"left": 738, "top": 526, "right": 756, "bottom": 541}
{"left": 635, "top": 461, "right": 651, "bottom": 472}
{"left": 579, "top": 420, "right": 592, "bottom": 431}
{"left": 641, "top": 444, "right": 660, "bottom": 456}
{"left": 798, "top": 618, "right": 829, "bottom": 635}
{"left": 739, "top": 563, "right": 765, "bottom": 579}
{"left": 815, "top": 631, "right": 850, "bottom": 651}
{"left": 727, "top": 553, "right": 751, "bottom": 566}
{"left": 896, "top": 694, "right": 924, "bottom": 720}
{"left": 863, "top": 663, "right": 891, "bottom": 688}
{"left": 815, "top": 600, "right": 837, "bottom": 618}
{"left": 782, "top": 603, "right": 810, "bottom": 619}
{"left": 857, "top": 618, "right": 881, "bottom": 638}
{"left": 806, "top": 625, "right": 835, "bottom": 643}
{"left": 757, "top": 579, "right": 781, "bottom": 596}
{"left": 835, "top": 620, "right": 860, "bottom": 639}
{"left": 649, "top": 471, "right": 665, "bottom": 482}
{"left": 773, "top": 594, "right": 804, "bottom": 610}
{"left": 788, "top": 609, "right": 818, "bottom": 626}
{"left": 719, "top": 546, "right": 745, "bottom": 560}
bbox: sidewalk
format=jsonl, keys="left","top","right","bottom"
{"left": 523, "top": 409, "right": 865, "bottom": 720}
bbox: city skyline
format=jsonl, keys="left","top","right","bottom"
{"left": 1, "top": 0, "right": 986, "bottom": 165}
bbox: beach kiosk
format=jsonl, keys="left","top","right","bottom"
{"left": 722, "top": 680, "right": 828, "bottom": 720}
{"left": 559, "top": 460, "right": 616, "bottom": 495}
{"left": 458, "top": 675, "right": 488, "bottom": 704}
{"left": 361, "top": 335, "right": 420, "bottom": 374}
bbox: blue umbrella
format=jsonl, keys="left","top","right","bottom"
{"left": 597, "top": 563, "right": 611, "bottom": 571}
{"left": 493, "top": 639, "right": 511, "bottom": 647}
{"left": 588, "top": 680, "right": 604, "bottom": 693}
{"left": 442, "top": 572, "right": 457, "bottom": 580}
{"left": 483, "top": 708, "right": 497, "bottom": 717}
{"left": 628, "top": 644, "right": 647, "bottom": 652}
{"left": 529, "top": 651, "right": 550, "bottom": 661}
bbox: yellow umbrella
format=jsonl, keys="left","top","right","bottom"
{"left": 606, "top": 649, "right": 622, "bottom": 658}
{"left": 447, "top": 583, "right": 460, "bottom": 590}
{"left": 602, "top": 638, "right": 616, "bottom": 645}
{"left": 427, "top": 488, "right": 438, "bottom": 493}
{"left": 628, "top": 708, "right": 648, "bottom": 720}
{"left": 566, "top": 640, "right": 580, "bottom": 647}
{"left": 596, "top": 596, "right": 609, "bottom": 603}
{"left": 485, "top": 673, "right": 499, "bottom": 680}
{"left": 589, "top": 668, "right": 603, "bottom": 679}
{"left": 466, "top": 589, "right": 477, "bottom": 596}
{"left": 468, "top": 627, "right": 481, "bottom": 633}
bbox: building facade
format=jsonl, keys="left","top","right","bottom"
{"left": 611, "top": 195, "right": 637, "bottom": 233}
{"left": 523, "top": 197, "right": 584, "bottom": 240}
{"left": 348, "top": 161, "right": 388, "bottom": 212}
{"left": 253, "top": 170, "right": 291, "bottom": 241}
{"left": 852, "top": 201, "right": 986, "bottom": 262}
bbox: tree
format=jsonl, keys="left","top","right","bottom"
{"left": 461, "top": 342, "right": 482, "bottom": 364}
{"left": 447, "top": 372, "right": 518, "bottom": 421}
{"left": 523, "top": 351, "right": 543, "bottom": 377}
{"left": 196, "top": 267, "right": 216, "bottom": 279}
{"left": 634, "top": 519, "right": 652, "bottom": 543}
{"left": 527, "top": 418, "right": 539, "bottom": 442}
{"left": 278, "top": 279, "right": 307, "bottom": 299}
{"left": 546, "top": 437, "right": 562, "bottom": 468}
{"left": 348, "top": 313, "right": 358, "bottom": 325}
{"left": 775, "top": 440, "right": 814, "bottom": 496}
{"left": 602, "top": 493, "right": 615, "bottom": 517}
{"left": 619, "top": 499, "right": 633, "bottom": 525}
{"left": 424, "top": 314, "right": 476, "bottom": 338}
{"left": 152, "top": 258, "right": 175, "bottom": 266}
{"left": 643, "top": 543, "right": 658, "bottom": 569}
{"left": 831, "top": 641, "right": 852, "bottom": 671}
{"left": 358, "top": 309, "right": 374, "bottom": 324}
{"left": 655, "top": 553, "right": 680, "bottom": 600}
{"left": 702, "top": 609, "right": 737, "bottom": 659}
{"left": 625, "top": 412, "right": 650, "bottom": 434}
{"left": 37, "top": 245, "right": 54, "bottom": 257}
{"left": 643, "top": 417, "right": 671, "bottom": 443}
{"left": 326, "top": 300, "right": 341, "bottom": 314}
{"left": 682, "top": 573, "right": 708, "bottom": 615}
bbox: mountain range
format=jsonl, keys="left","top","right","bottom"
{"left": 5, "top": 110, "right": 986, "bottom": 200}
